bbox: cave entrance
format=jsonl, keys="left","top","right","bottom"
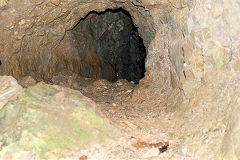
{"left": 70, "top": 8, "right": 146, "bottom": 84}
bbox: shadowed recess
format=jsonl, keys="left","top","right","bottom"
{"left": 70, "top": 8, "right": 146, "bottom": 83}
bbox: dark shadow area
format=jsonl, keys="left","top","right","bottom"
{"left": 70, "top": 8, "right": 146, "bottom": 83}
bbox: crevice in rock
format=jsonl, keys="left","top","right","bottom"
{"left": 67, "top": 8, "right": 147, "bottom": 83}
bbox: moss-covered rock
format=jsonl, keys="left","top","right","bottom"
{"left": 0, "top": 82, "right": 115, "bottom": 159}
{"left": 0, "top": 76, "right": 23, "bottom": 110}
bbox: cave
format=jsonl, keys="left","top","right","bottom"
{"left": 69, "top": 8, "right": 146, "bottom": 83}
{"left": 0, "top": 0, "right": 239, "bottom": 159}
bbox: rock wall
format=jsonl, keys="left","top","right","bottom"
{"left": 168, "top": 0, "right": 240, "bottom": 158}
{"left": 0, "top": 0, "right": 156, "bottom": 81}
{"left": 0, "top": 0, "right": 179, "bottom": 108}
{"left": 0, "top": 0, "right": 240, "bottom": 158}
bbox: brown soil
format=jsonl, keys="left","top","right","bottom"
{"left": 49, "top": 73, "right": 183, "bottom": 159}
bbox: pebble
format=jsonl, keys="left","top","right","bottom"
{"left": 142, "top": 148, "right": 159, "bottom": 158}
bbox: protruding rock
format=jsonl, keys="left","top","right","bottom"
{"left": 0, "top": 76, "right": 23, "bottom": 109}
{"left": 142, "top": 148, "right": 160, "bottom": 158}
{"left": 0, "top": 82, "right": 118, "bottom": 159}
{"left": 50, "top": 0, "right": 61, "bottom": 6}
{"left": 0, "top": 0, "right": 7, "bottom": 9}
{"left": 18, "top": 76, "right": 36, "bottom": 88}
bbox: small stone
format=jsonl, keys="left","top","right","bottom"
{"left": 67, "top": 77, "right": 78, "bottom": 88}
{"left": 51, "top": 74, "right": 67, "bottom": 84}
{"left": 19, "top": 76, "right": 36, "bottom": 88}
{"left": 0, "top": 76, "right": 23, "bottom": 109}
{"left": 142, "top": 148, "right": 159, "bottom": 158}
{"left": 202, "top": 128, "right": 208, "bottom": 134}
{"left": 111, "top": 103, "right": 118, "bottom": 107}
{"left": 116, "top": 81, "right": 123, "bottom": 86}
{"left": 179, "top": 145, "right": 189, "bottom": 155}
{"left": 126, "top": 89, "right": 132, "bottom": 93}
{"left": 50, "top": 0, "right": 61, "bottom": 6}
{"left": 0, "top": 0, "right": 7, "bottom": 9}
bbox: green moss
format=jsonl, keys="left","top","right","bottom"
{"left": 72, "top": 108, "right": 105, "bottom": 126}
{"left": 208, "top": 47, "right": 223, "bottom": 69}
{"left": 0, "top": 82, "right": 112, "bottom": 158}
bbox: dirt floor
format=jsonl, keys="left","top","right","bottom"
{"left": 48, "top": 72, "right": 184, "bottom": 159}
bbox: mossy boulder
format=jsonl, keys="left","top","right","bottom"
{"left": 0, "top": 82, "right": 116, "bottom": 159}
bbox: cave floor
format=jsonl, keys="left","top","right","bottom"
{"left": 49, "top": 73, "right": 184, "bottom": 159}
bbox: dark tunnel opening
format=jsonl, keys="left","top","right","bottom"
{"left": 70, "top": 8, "right": 146, "bottom": 84}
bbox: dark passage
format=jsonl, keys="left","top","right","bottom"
{"left": 71, "top": 8, "right": 146, "bottom": 83}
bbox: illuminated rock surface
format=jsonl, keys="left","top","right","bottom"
{"left": 0, "top": 0, "right": 239, "bottom": 159}
{"left": 0, "top": 82, "right": 115, "bottom": 159}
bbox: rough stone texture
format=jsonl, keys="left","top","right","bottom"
{"left": 0, "top": 0, "right": 240, "bottom": 159}
{"left": 18, "top": 76, "right": 37, "bottom": 88}
{"left": 168, "top": 0, "right": 240, "bottom": 159}
{"left": 0, "top": 0, "right": 155, "bottom": 82}
{"left": 0, "top": 82, "right": 116, "bottom": 159}
{"left": 222, "top": 98, "right": 240, "bottom": 159}
{"left": 0, "top": 76, "right": 23, "bottom": 109}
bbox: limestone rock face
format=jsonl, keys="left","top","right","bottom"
{"left": 0, "top": 0, "right": 240, "bottom": 159}
{"left": 0, "top": 82, "right": 115, "bottom": 159}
